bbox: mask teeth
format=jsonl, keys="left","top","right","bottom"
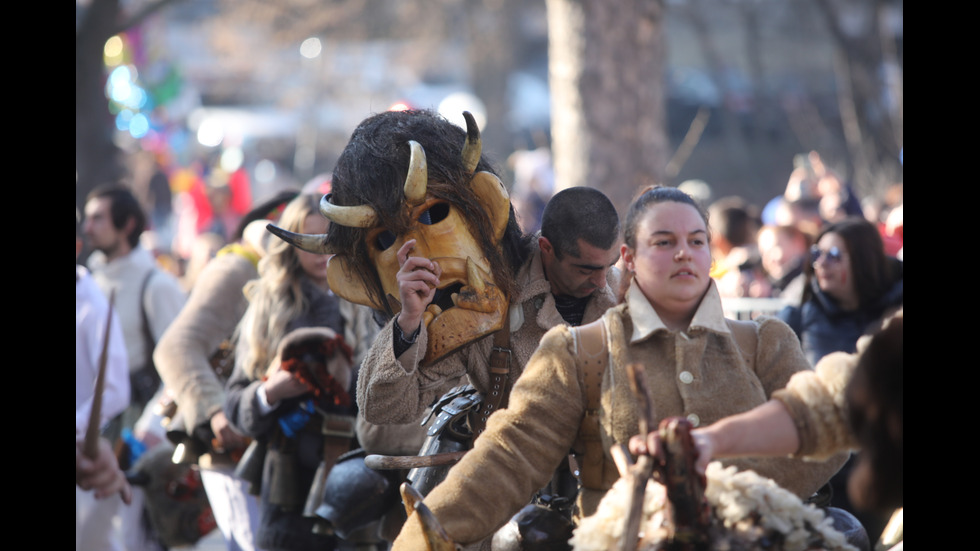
{"left": 466, "top": 257, "right": 487, "bottom": 292}
{"left": 451, "top": 292, "right": 459, "bottom": 306}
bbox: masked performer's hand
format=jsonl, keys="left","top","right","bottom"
{"left": 395, "top": 239, "right": 442, "bottom": 335}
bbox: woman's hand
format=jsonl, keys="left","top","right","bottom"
{"left": 262, "top": 367, "right": 313, "bottom": 406}
{"left": 395, "top": 239, "right": 441, "bottom": 335}
{"left": 628, "top": 400, "right": 801, "bottom": 475}
{"left": 628, "top": 429, "right": 717, "bottom": 475}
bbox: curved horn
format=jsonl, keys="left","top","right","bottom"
{"left": 319, "top": 194, "right": 378, "bottom": 228}
{"left": 265, "top": 223, "right": 335, "bottom": 255}
{"left": 461, "top": 111, "right": 482, "bottom": 174}
{"left": 404, "top": 140, "right": 428, "bottom": 205}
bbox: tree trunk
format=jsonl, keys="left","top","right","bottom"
{"left": 465, "top": 0, "right": 522, "bottom": 163}
{"left": 76, "top": 0, "right": 126, "bottom": 215}
{"left": 546, "top": 0, "right": 669, "bottom": 217}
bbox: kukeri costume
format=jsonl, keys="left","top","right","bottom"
{"left": 392, "top": 281, "right": 848, "bottom": 549}
{"left": 356, "top": 238, "right": 618, "bottom": 427}
{"left": 268, "top": 110, "right": 534, "bottom": 445}
{"left": 268, "top": 109, "right": 617, "bottom": 544}
{"left": 270, "top": 109, "right": 618, "bottom": 426}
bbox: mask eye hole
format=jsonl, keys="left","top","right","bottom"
{"left": 419, "top": 202, "right": 449, "bottom": 225}
{"left": 376, "top": 230, "right": 397, "bottom": 251}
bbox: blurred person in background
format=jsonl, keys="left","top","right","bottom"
{"left": 778, "top": 216, "right": 903, "bottom": 541}
{"left": 154, "top": 190, "right": 299, "bottom": 551}
{"left": 507, "top": 129, "right": 555, "bottom": 235}
{"left": 756, "top": 224, "right": 811, "bottom": 307}
{"left": 778, "top": 217, "right": 903, "bottom": 366}
{"left": 707, "top": 195, "right": 762, "bottom": 282}
{"left": 77, "top": 208, "right": 132, "bottom": 551}
{"left": 223, "top": 194, "right": 376, "bottom": 551}
{"left": 84, "top": 183, "right": 187, "bottom": 550}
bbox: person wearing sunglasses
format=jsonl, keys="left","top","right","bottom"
{"left": 778, "top": 217, "right": 903, "bottom": 368}
{"left": 777, "top": 215, "right": 902, "bottom": 543}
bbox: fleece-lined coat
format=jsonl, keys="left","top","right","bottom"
{"left": 392, "top": 281, "right": 847, "bottom": 550}
{"left": 772, "top": 309, "right": 903, "bottom": 460}
{"left": 356, "top": 241, "right": 620, "bottom": 426}
{"left": 155, "top": 245, "right": 260, "bottom": 445}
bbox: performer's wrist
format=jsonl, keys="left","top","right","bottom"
{"left": 395, "top": 315, "right": 421, "bottom": 344}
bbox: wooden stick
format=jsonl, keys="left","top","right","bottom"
{"left": 365, "top": 450, "right": 468, "bottom": 471}
{"left": 621, "top": 363, "right": 657, "bottom": 551}
{"left": 83, "top": 290, "right": 115, "bottom": 460}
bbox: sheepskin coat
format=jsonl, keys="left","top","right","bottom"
{"left": 772, "top": 311, "right": 904, "bottom": 461}
{"left": 356, "top": 240, "right": 620, "bottom": 426}
{"left": 773, "top": 349, "right": 859, "bottom": 461}
{"left": 155, "top": 245, "right": 380, "bottom": 447}
{"left": 392, "top": 281, "right": 847, "bottom": 550}
{"left": 155, "top": 245, "right": 259, "bottom": 441}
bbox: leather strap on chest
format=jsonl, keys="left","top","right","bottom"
{"left": 727, "top": 319, "right": 759, "bottom": 364}
{"left": 572, "top": 318, "right": 609, "bottom": 489}
{"left": 471, "top": 312, "right": 512, "bottom": 436}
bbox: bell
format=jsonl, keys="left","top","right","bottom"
{"left": 265, "top": 447, "right": 300, "bottom": 509}
{"left": 171, "top": 441, "right": 201, "bottom": 466}
{"left": 315, "top": 449, "right": 400, "bottom": 541}
{"left": 303, "top": 460, "right": 330, "bottom": 518}
{"left": 233, "top": 439, "right": 266, "bottom": 496}
{"left": 491, "top": 502, "right": 574, "bottom": 551}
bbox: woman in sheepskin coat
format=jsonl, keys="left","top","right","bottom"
{"left": 391, "top": 186, "right": 847, "bottom": 550}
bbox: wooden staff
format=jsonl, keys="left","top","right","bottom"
{"left": 364, "top": 450, "right": 468, "bottom": 471}
{"left": 83, "top": 289, "right": 115, "bottom": 459}
{"left": 622, "top": 363, "right": 656, "bottom": 551}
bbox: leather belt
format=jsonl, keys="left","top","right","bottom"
{"left": 471, "top": 311, "right": 512, "bottom": 436}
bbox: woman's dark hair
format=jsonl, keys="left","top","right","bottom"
{"left": 617, "top": 185, "right": 710, "bottom": 303}
{"left": 803, "top": 217, "right": 897, "bottom": 309}
{"left": 846, "top": 314, "right": 903, "bottom": 511}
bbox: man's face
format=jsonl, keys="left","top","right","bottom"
{"left": 83, "top": 197, "right": 127, "bottom": 257}
{"left": 540, "top": 237, "right": 619, "bottom": 298}
{"left": 758, "top": 227, "right": 806, "bottom": 280}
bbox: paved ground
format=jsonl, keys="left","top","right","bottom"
{"left": 186, "top": 529, "right": 225, "bottom": 550}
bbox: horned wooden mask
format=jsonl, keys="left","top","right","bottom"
{"left": 268, "top": 111, "right": 512, "bottom": 366}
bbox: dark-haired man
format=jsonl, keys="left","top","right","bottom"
{"left": 361, "top": 184, "right": 621, "bottom": 430}
{"left": 84, "top": 184, "right": 186, "bottom": 551}
{"left": 84, "top": 185, "right": 186, "bottom": 420}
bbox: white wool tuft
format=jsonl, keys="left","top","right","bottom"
{"left": 571, "top": 462, "right": 857, "bottom": 551}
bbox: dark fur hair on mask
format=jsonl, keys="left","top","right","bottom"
{"left": 325, "top": 109, "right": 531, "bottom": 316}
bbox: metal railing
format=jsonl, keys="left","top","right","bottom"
{"left": 721, "top": 297, "right": 787, "bottom": 320}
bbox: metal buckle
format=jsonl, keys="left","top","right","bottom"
{"left": 490, "top": 346, "right": 512, "bottom": 373}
